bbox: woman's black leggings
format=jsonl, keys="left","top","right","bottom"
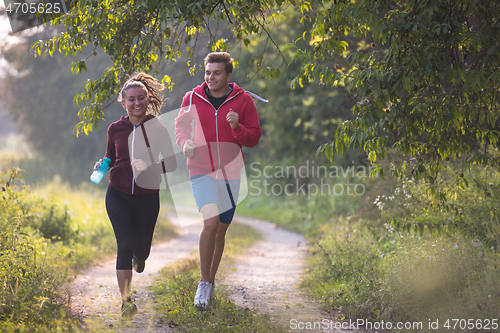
{"left": 105, "top": 185, "right": 160, "bottom": 270}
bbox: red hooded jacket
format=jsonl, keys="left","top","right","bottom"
{"left": 174, "top": 82, "right": 262, "bottom": 179}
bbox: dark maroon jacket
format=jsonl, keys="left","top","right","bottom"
{"left": 104, "top": 115, "right": 177, "bottom": 195}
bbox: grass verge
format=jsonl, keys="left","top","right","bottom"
{"left": 0, "top": 170, "right": 177, "bottom": 332}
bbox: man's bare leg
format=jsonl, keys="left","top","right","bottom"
{"left": 199, "top": 203, "right": 220, "bottom": 282}
{"left": 210, "top": 222, "right": 230, "bottom": 283}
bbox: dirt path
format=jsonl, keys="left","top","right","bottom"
{"left": 69, "top": 212, "right": 354, "bottom": 332}
{"left": 69, "top": 212, "right": 200, "bottom": 332}
{"left": 225, "top": 216, "right": 350, "bottom": 333}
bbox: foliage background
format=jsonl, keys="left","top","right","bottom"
{"left": 0, "top": 0, "right": 499, "bottom": 331}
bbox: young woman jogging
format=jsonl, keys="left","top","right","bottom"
{"left": 93, "top": 73, "right": 176, "bottom": 318}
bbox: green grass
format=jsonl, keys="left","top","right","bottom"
{"left": 1, "top": 172, "right": 88, "bottom": 332}
{"left": 303, "top": 218, "right": 500, "bottom": 329}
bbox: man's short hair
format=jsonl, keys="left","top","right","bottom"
{"left": 204, "top": 52, "right": 233, "bottom": 74}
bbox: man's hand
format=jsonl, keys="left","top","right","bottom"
{"left": 226, "top": 109, "right": 239, "bottom": 129}
{"left": 183, "top": 139, "right": 196, "bottom": 158}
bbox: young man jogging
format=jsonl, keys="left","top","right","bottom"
{"left": 174, "top": 52, "right": 262, "bottom": 310}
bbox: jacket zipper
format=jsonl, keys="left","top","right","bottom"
{"left": 131, "top": 125, "right": 137, "bottom": 194}
{"left": 194, "top": 91, "right": 241, "bottom": 179}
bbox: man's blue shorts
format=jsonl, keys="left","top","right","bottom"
{"left": 189, "top": 175, "right": 240, "bottom": 224}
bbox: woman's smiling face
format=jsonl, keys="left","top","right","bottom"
{"left": 121, "top": 86, "right": 149, "bottom": 122}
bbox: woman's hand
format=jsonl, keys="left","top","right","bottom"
{"left": 94, "top": 159, "right": 103, "bottom": 171}
{"left": 131, "top": 158, "right": 148, "bottom": 171}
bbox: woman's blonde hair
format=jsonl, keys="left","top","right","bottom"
{"left": 118, "top": 73, "right": 165, "bottom": 116}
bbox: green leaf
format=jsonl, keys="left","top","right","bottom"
{"left": 418, "top": 222, "right": 424, "bottom": 237}
{"left": 335, "top": 138, "right": 344, "bottom": 156}
{"left": 368, "top": 150, "right": 376, "bottom": 163}
{"left": 487, "top": 45, "right": 496, "bottom": 56}
{"left": 283, "top": 43, "right": 297, "bottom": 52}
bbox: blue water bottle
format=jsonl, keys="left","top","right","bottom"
{"left": 90, "top": 157, "right": 111, "bottom": 184}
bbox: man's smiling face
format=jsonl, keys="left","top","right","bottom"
{"left": 205, "top": 62, "right": 232, "bottom": 97}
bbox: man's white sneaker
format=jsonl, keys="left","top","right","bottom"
{"left": 194, "top": 281, "right": 212, "bottom": 310}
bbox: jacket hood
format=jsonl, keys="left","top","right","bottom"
{"left": 118, "top": 114, "right": 157, "bottom": 126}
{"left": 183, "top": 82, "right": 267, "bottom": 114}
{"left": 191, "top": 82, "right": 245, "bottom": 99}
